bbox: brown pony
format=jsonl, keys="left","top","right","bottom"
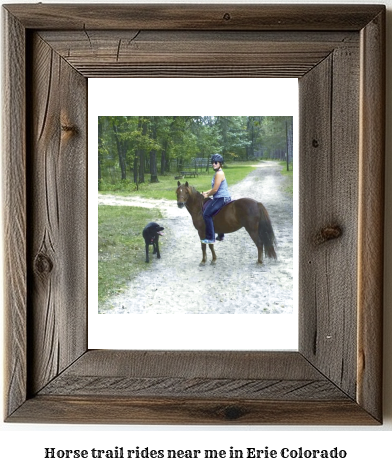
{"left": 176, "top": 181, "right": 277, "bottom": 265}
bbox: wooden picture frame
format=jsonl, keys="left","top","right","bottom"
{"left": 3, "top": 4, "right": 385, "bottom": 424}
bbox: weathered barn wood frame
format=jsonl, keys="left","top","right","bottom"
{"left": 3, "top": 4, "right": 385, "bottom": 424}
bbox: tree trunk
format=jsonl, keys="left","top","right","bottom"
{"left": 246, "top": 116, "right": 255, "bottom": 160}
{"left": 150, "top": 117, "right": 159, "bottom": 183}
{"left": 150, "top": 149, "right": 159, "bottom": 183}
{"left": 113, "top": 123, "right": 126, "bottom": 180}
{"left": 160, "top": 141, "right": 168, "bottom": 175}
{"left": 133, "top": 156, "right": 139, "bottom": 189}
{"left": 137, "top": 118, "right": 147, "bottom": 184}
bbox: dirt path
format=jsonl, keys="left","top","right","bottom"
{"left": 99, "top": 161, "right": 293, "bottom": 314}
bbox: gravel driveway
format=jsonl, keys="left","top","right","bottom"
{"left": 98, "top": 161, "right": 293, "bottom": 314}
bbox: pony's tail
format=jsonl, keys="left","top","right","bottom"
{"left": 258, "top": 203, "right": 277, "bottom": 260}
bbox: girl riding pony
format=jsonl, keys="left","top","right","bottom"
{"left": 201, "top": 154, "right": 231, "bottom": 244}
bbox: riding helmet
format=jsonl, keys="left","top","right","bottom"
{"left": 211, "top": 153, "right": 224, "bottom": 164}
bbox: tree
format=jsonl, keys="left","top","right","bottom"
{"left": 97, "top": 115, "right": 294, "bottom": 188}
{"left": 137, "top": 117, "right": 147, "bottom": 184}
{"left": 112, "top": 121, "right": 127, "bottom": 180}
{"left": 215, "top": 116, "right": 251, "bottom": 161}
{"left": 149, "top": 116, "right": 159, "bottom": 183}
{"left": 260, "top": 116, "right": 293, "bottom": 165}
{"left": 196, "top": 117, "right": 221, "bottom": 161}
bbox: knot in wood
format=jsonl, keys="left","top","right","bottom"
{"left": 223, "top": 405, "right": 244, "bottom": 420}
{"left": 312, "top": 139, "right": 319, "bottom": 148}
{"left": 34, "top": 252, "right": 54, "bottom": 275}
{"left": 314, "top": 225, "right": 342, "bottom": 245}
{"left": 61, "top": 124, "right": 78, "bottom": 134}
{"left": 223, "top": 13, "right": 231, "bottom": 21}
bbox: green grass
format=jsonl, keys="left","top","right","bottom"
{"left": 277, "top": 161, "right": 294, "bottom": 195}
{"left": 98, "top": 205, "right": 163, "bottom": 307}
{"left": 99, "top": 162, "right": 263, "bottom": 201}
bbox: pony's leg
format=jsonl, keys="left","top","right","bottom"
{"left": 200, "top": 243, "right": 207, "bottom": 265}
{"left": 209, "top": 243, "right": 217, "bottom": 264}
{"left": 245, "top": 225, "right": 264, "bottom": 264}
{"left": 257, "top": 244, "right": 263, "bottom": 265}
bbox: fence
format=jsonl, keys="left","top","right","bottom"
{"left": 174, "top": 157, "right": 210, "bottom": 178}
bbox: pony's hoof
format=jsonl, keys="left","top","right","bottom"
{"left": 211, "top": 260, "right": 217, "bottom": 265}
{"left": 257, "top": 260, "right": 263, "bottom": 265}
{"left": 199, "top": 261, "right": 206, "bottom": 266}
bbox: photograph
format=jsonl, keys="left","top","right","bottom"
{"left": 97, "top": 115, "right": 294, "bottom": 316}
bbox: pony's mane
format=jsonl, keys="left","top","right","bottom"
{"left": 188, "top": 185, "right": 200, "bottom": 195}
{"left": 178, "top": 182, "right": 203, "bottom": 202}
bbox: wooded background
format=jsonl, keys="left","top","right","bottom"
{"left": 98, "top": 115, "right": 293, "bottom": 186}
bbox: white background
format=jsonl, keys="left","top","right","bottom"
{"left": 88, "top": 78, "right": 299, "bottom": 351}
{"left": 1, "top": 1, "right": 391, "bottom": 473}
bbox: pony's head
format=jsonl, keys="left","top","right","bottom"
{"left": 176, "top": 181, "right": 201, "bottom": 208}
{"left": 176, "top": 181, "right": 191, "bottom": 208}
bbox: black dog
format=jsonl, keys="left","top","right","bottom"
{"left": 142, "top": 222, "right": 164, "bottom": 263}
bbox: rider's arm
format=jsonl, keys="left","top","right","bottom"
{"left": 203, "top": 172, "right": 224, "bottom": 198}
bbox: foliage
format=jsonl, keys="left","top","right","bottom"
{"left": 259, "top": 116, "right": 294, "bottom": 162}
{"left": 99, "top": 163, "right": 263, "bottom": 200}
{"left": 98, "top": 116, "right": 294, "bottom": 185}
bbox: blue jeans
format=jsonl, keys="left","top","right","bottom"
{"left": 203, "top": 197, "right": 230, "bottom": 241}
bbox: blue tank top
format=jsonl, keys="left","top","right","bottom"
{"left": 212, "top": 171, "right": 231, "bottom": 199}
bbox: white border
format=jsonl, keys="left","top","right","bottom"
{"left": 88, "top": 78, "right": 298, "bottom": 350}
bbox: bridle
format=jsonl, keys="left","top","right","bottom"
{"left": 177, "top": 185, "right": 205, "bottom": 215}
